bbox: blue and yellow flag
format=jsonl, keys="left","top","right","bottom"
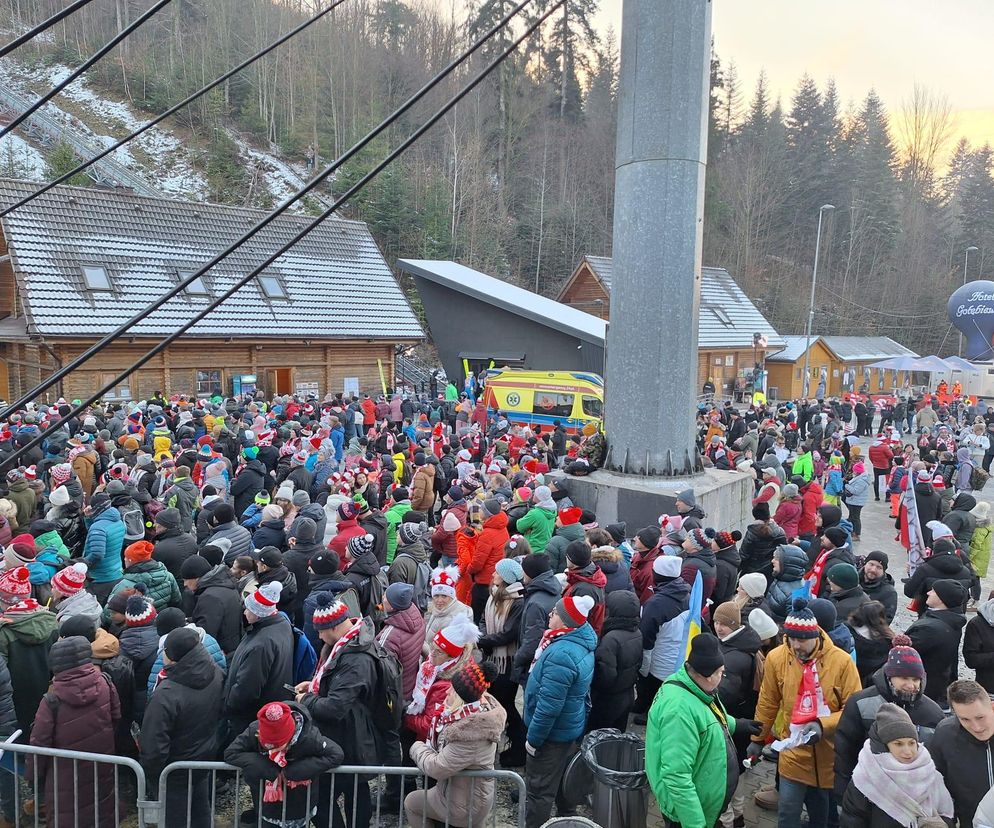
{"left": 682, "top": 570, "right": 704, "bottom": 659}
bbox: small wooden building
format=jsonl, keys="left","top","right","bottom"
{"left": 0, "top": 180, "right": 422, "bottom": 403}
{"left": 766, "top": 335, "right": 919, "bottom": 399}
{"left": 558, "top": 255, "right": 784, "bottom": 397}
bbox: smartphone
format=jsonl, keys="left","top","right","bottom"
{"left": 283, "top": 684, "right": 298, "bottom": 694}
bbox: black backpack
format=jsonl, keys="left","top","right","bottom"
{"left": 368, "top": 640, "right": 404, "bottom": 733}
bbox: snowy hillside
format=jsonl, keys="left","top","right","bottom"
{"left": 0, "top": 54, "right": 322, "bottom": 209}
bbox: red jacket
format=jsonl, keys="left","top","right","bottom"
{"left": 773, "top": 498, "right": 802, "bottom": 539}
{"left": 565, "top": 564, "right": 608, "bottom": 635}
{"left": 328, "top": 518, "right": 365, "bottom": 570}
{"left": 868, "top": 443, "right": 894, "bottom": 470}
{"left": 468, "top": 512, "right": 509, "bottom": 585}
{"left": 630, "top": 547, "right": 661, "bottom": 604}
{"left": 403, "top": 678, "right": 449, "bottom": 742}
{"left": 798, "top": 481, "right": 824, "bottom": 536}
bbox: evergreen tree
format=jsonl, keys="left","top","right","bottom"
{"left": 45, "top": 142, "right": 90, "bottom": 187}
{"left": 541, "top": 0, "right": 599, "bottom": 121}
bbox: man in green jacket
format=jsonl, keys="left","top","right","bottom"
{"left": 646, "top": 634, "right": 759, "bottom": 828}
{"left": 791, "top": 445, "right": 814, "bottom": 482}
{"left": 384, "top": 487, "right": 413, "bottom": 564}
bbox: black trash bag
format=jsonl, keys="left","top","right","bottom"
{"left": 580, "top": 728, "right": 647, "bottom": 791}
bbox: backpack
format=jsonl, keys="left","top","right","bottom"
{"left": 368, "top": 640, "right": 404, "bottom": 733}
{"left": 280, "top": 612, "right": 318, "bottom": 685}
{"left": 121, "top": 505, "right": 146, "bottom": 542}
{"left": 394, "top": 551, "right": 431, "bottom": 613}
{"left": 367, "top": 570, "right": 387, "bottom": 630}
{"left": 971, "top": 465, "right": 990, "bottom": 492}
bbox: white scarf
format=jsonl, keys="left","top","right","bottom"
{"left": 851, "top": 741, "right": 954, "bottom": 827}
{"left": 308, "top": 619, "right": 361, "bottom": 694}
{"left": 406, "top": 654, "right": 459, "bottom": 715}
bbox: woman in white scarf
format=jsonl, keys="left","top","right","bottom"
{"left": 841, "top": 702, "right": 955, "bottom": 828}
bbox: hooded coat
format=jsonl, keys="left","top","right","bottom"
{"left": 712, "top": 542, "right": 742, "bottom": 606}
{"left": 140, "top": 641, "right": 224, "bottom": 778}
{"left": 592, "top": 545, "right": 634, "bottom": 594}
{"left": 773, "top": 497, "right": 802, "bottom": 540}
{"left": 103, "top": 559, "right": 182, "bottom": 622}
{"left": 590, "top": 590, "right": 642, "bottom": 723}
{"left": 833, "top": 667, "right": 945, "bottom": 797}
{"left": 47, "top": 501, "right": 87, "bottom": 558}
{"left": 640, "top": 576, "right": 691, "bottom": 681}
{"left": 342, "top": 548, "right": 382, "bottom": 618}
{"left": 545, "top": 522, "right": 586, "bottom": 575}
{"left": 512, "top": 569, "right": 561, "bottom": 685}
{"left": 907, "top": 609, "right": 968, "bottom": 707}
{"left": 827, "top": 584, "right": 871, "bottom": 624}
{"left": 190, "top": 564, "right": 243, "bottom": 657}
{"left": 523, "top": 622, "right": 597, "bottom": 746}
{"left": 0, "top": 607, "right": 58, "bottom": 734}
{"left": 83, "top": 505, "right": 126, "bottom": 584}
{"left": 252, "top": 517, "right": 287, "bottom": 551}
{"left": 738, "top": 520, "right": 787, "bottom": 582}
{"left": 152, "top": 528, "right": 198, "bottom": 582}
{"left": 964, "top": 599, "right": 994, "bottom": 692}
{"left": 943, "top": 492, "right": 978, "bottom": 549}
{"left": 230, "top": 458, "right": 268, "bottom": 519}
{"left": 468, "top": 511, "right": 510, "bottom": 585}
{"left": 223, "top": 612, "right": 294, "bottom": 736}
{"left": 408, "top": 693, "right": 507, "bottom": 827}
{"left": 680, "top": 547, "right": 717, "bottom": 622}
{"left": 767, "top": 545, "right": 811, "bottom": 623}
{"left": 7, "top": 479, "right": 37, "bottom": 528}
{"left": 752, "top": 633, "right": 862, "bottom": 789}
{"left": 29, "top": 661, "right": 120, "bottom": 828}
{"left": 514, "top": 505, "right": 556, "bottom": 554}
{"left": 860, "top": 570, "right": 897, "bottom": 623}
{"left": 716, "top": 625, "right": 763, "bottom": 720}
{"left": 376, "top": 603, "right": 426, "bottom": 700}
{"left": 903, "top": 549, "right": 973, "bottom": 612}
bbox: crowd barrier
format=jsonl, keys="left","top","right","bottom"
{"left": 0, "top": 738, "right": 527, "bottom": 827}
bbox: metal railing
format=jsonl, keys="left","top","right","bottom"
{"left": 0, "top": 737, "right": 526, "bottom": 827}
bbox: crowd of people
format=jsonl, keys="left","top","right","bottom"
{"left": 0, "top": 385, "right": 988, "bottom": 828}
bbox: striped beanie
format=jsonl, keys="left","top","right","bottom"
{"left": 244, "top": 581, "right": 282, "bottom": 618}
{"left": 125, "top": 585, "right": 157, "bottom": 627}
{"left": 51, "top": 562, "right": 88, "bottom": 597}
{"left": 685, "top": 528, "right": 715, "bottom": 552}
{"left": 346, "top": 533, "right": 375, "bottom": 560}
{"left": 433, "top": 614, "right": 479, "bottom": 657}
{"left": 783, "top": 598, "right": 820, "bottom": 640}
{"left": 0, "top": 566, "right": 31, "bottom": 600}
{"left": 555, "top": 594, "right": 595, "bottom": 629}
{"left": 312, "top": 593, "right": 351, "bottom": 631}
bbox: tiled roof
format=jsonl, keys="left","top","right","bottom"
{"left": 0, "top": 179, "right": 423, "bottom": 340}
{"left": 820, "top": 336, "right": 918, "bottom": 362}
{"left": 767, "top": 335, "right": 822, "bottom": 363}
{"left": 578, "top": 255, "right": 784, "bottom": 350}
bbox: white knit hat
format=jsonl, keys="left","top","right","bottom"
{"left": 738, "top": 573, "right": 768, "bottom": 599}
{"left": 652, "top": 555, "right": 683, "bottom": 578}
{"left": 275, "top": 484, "right": 295, "bottom": 502}
{"left": 245, "top": 581, "right": 282, "bottom": 618}
{"left": 430, "top": 566, "right": 460, "bottom": 598}
{"left": 749, "top": 608, "right": 780, "bottom": 641}
{"left": 49, "top": 486, "right": 71, "bottom": 507}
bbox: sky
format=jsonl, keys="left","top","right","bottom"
{"left": 592, "top": 0, "right": 994, "bottom": 152}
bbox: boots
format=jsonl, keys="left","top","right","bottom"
{"left": 754, "top": 785, "right": 779, "bottom": 811}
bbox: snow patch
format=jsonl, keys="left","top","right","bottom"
{"left": 0, "top": 133, "right": 46, "bottom": 179}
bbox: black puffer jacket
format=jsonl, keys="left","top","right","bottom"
{"left": 860, "top": 571, "right": 897, "bottom": 623}
{"left": 252, "top": 519, "right": 287, "bottom": 551}
{"left": 929, "top": 714, "right": 994, "bottom": 826}
{"left": 591, "top": 591, "right": 642, "bottom": 705}
{"left": 223, "top": 613, "right": 294, "bottom": 735}
{"left": 140, "top": 640, "right": 224, "bottom": 778}
{"left": 48, "top": 503, "right": 87, "bottom": 557}
{"left": 343, "top": 549, "right": 381, "bottom": 617}
{"left": 906, "top": 608, "right": 968, "bottom": 704}
{"left": 0, "top": 653, "right": 18, "bottom": 740}
{"left": 903, "top": 550, "right": 973, "bottom": 612}
{"left": 942, "top": 492, "right": 977, "bottom": 549}
{"left": 717, "top": 625, "right": 762, "bottom": 720}
{"left": 712, "top": 543, "right": 741, "bottom": 606}
{"left": 834, "top": 667, "right": 944, "bottom": 797}
{"left": 152, "top": 528, "right": 198, "bottom": 583}
{"left": 230, "top": 459, "right": 269, "bottom": 519}
{"left": 191, "top": 564, "right": 243, "bottom": 657}
{"left": 738, "top": 521, "right": 786, "bottom": 581}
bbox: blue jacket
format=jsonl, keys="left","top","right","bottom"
{"left": 25, "top": 549, "right": 62, "bottom": 585}
{"left": 83, "top": 507, "right": 125, "bottom": 584}
{"left": 330, "top": 426, "right": 345, "bottom": 463}
{"left": 240, "top": 503, "right": 265, "bottom": 529}
{"left": 524, "top": 622, "right": 597, "bottom": 746}
{"left": 146, "top": 626, "right": 227, "bottom": 697}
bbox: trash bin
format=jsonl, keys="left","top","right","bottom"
{"left": 580, "top": 729, "right": 649, "bottom": 828}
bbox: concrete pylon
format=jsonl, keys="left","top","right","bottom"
{"left": 603, "top": 0, "right": 711, "bottom": 476}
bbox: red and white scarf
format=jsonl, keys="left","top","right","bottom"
{"left": 428, "top": 700, "right": 481, "bottom": 748}
{"left": 529, "top": 626, "right": 572, "bottom": 671}
{"left": 262, "top": 745, "right": 311, "bottom": 803}
{"left": 4, "top": 599, "right": 40, "bottom": 614}
{"left": 407, "top": 655, "right": 459, "bottom": 715}
{"left": 308, "top": 619, "right": 361, "bottom": 695}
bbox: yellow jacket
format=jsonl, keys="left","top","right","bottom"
{"left": 751, "top": 632, "right": 861, "bottom": 789}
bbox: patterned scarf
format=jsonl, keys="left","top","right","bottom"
{"left": 529, "top": 626, "right": 572, "bottom": 671}
{"left": 428, "top": 700, "right": 481, "bottom": 749}
{"left": 407, "top": 655, "right": 459, "bottom": 715}
{"left": 262, "top": 725, "right": 311, "bottom": 804}
{"left": 483, "top": 583, "right": 522, "bottom": 675}
{"left": 308, "top": 620, "right": 361, "bottom": 695}
{"left": 4, "top": 599, "right": 41, "bottom": 614}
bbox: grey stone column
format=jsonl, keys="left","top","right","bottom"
{"left": 603, "top": 0, "right": 711, "bottom": 476}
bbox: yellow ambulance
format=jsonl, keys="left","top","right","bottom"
{"left": 482, "top": 369, "right": 603, "bottom": 433}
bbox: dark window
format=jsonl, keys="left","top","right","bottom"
{"left": 533, "top": 393, "right": 574, "bottom": 418}
{"left": 197, "top": 369, "right": 222, "bottom": 397}
{"left": 259, "top": 275, "right": 286, "bottom": 300}
{"left": 581, "top": 395, "right": 603, "bottom": 418}
{"left": 178, "top": 270, "right": 210, "bottom": 296}
{"left": 81, "top": 265, "right": 113, "bottom": 291}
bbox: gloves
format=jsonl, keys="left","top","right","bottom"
{"left": 797, "top": 721, "right": 822, "bottom": 745}
{"left": 738, "top": 719, "right": 763, "bottom": 738}
{"left": 745, "top": 742, "right": 764, "bottom": 761}
{"left": 525, "top": 741, "right": 537, "bottom": 757}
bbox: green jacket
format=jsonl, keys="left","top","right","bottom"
{"left": 102, "top": 560, "right": 182, "bottom": 623}
{"left": 444, "top": 383, "right": 459, "bottom": 401}
{"left": 646, "top": 666, "right": 738, "bottom": 828}
{"left": 791, "top": 452, "right": 814, "bottom": 482}
{"left": 545, "top": 523, "right": 586, "bottom": 573}
{"left": 515, "top": 506, "right": 556, "bottom": 554}
{"left": 970, "top": 522, "right": 992, "bottom": 579}
{"left": 33, "top": 529, "right": 70, "bottom": 559}
{"left": 385, "top": 501, "right": 413, "bottom": 563}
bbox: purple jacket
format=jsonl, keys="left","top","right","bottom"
{"left": 376, "top": 604, "right": 425, "bottom": 700}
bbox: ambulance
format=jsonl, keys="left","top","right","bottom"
{"left": 482, "top": 369, "right": 604, "bottom": 433}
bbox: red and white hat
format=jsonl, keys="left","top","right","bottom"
{"left": 49, "top": 463, "right": 72, "bottom": 488}
{"left": 433, "top": 614, "right": 480, "bottom": 658}
{"left": 256, "top": 429, "right": 275, "bottom": 447}
{"left": 555, "top": 595, "right": 595, "bottom": 629}
{"left": 23, "top": 465, "right": 36, "bottom": 481}
{"left": 51, "top": 562, "right": 88, "bottom": 597}
{"left": 0, "top": 566, "right": 31, "bottom": 600}
{"left": 245, "top": 581, "right": 282, "bottom": 618}
{"left": 312, "top": 594, "right": 351, "bottom": 630}
{"left": 659, "top": 514, "right": 685, "bottom": 534}
{"left": 430, "top": 565, "right": 460, "bottom": 599}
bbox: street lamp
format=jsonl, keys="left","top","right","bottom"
{"left": 801, "top": 204, "right": 835, "bottom": 398}
{"left": 959, "top": 245, "right": 980, "bottom": 357}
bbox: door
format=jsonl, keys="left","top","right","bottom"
{"left": 267, "top": 368, "right": 293, "bottom": 395}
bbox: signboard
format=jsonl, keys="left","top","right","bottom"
{"left": 948, "top": 280, "right": 994, "bottom": 360}
{"left": 295, "top": 381, "right": 319, "bottom": 399}
{"left": 344, "top": 377, "right": 360, "bottom": 396}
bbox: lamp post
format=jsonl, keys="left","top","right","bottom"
{"left": 959, "top": 245, "right": 979, "bottom": 357}
{"left": 801, "top": 204, "right": 835, "bottom": 398}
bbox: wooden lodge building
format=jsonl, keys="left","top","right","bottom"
{"left": 558, "top": 255, "right": 784, "bottom": 396}
{"left": 0, "top": 180, "right": 422, "bottom": 404}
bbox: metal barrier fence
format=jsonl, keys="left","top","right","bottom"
{"left": 0, "top": 737, "right": 526, "bottom": 827}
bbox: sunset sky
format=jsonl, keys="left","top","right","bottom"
{"left": 593, "top": 0, "right": 994, "bottom": 153}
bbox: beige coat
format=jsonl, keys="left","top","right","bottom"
{"left": 406, "top": 694, "right": 507, "bottom": 827}
{"left": 410, "top": 464, "right": 436, "bottom": 513}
